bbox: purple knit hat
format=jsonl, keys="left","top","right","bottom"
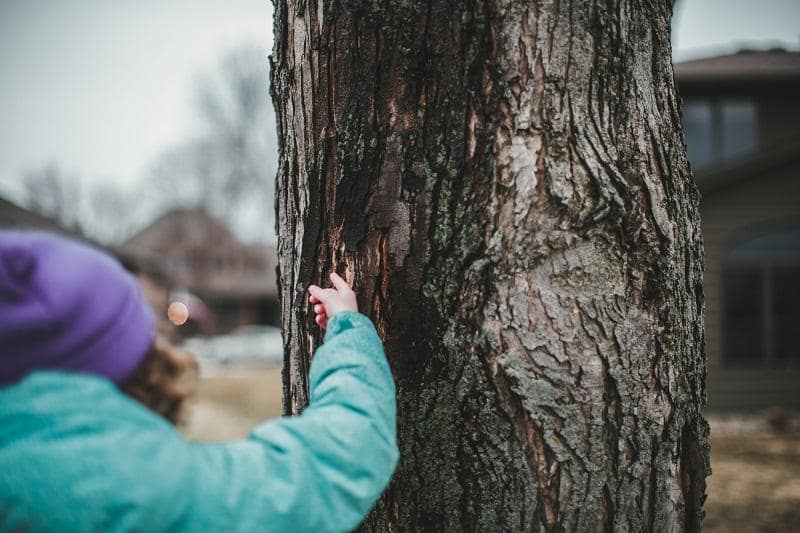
{"left": 0, "top": 231, "right": 155, "bottom": 387}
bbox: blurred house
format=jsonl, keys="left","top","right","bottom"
{"left": 120, "top": 208, "right": 278, "bottom": 334}
{"left": 0, "top": 196, "right": 75, "bottom": 235}
{"left": 115, "top": 250, "right": 175, "bottom": 338}
{"left": 676, "top": 49, "right": 800, "bottom": 411}
{"left": 0, "top": 196, "right": 179, "bottom": 336}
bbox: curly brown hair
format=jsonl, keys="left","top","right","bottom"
{"left": 120, "top": 334, "right": 198, "bottom": 425}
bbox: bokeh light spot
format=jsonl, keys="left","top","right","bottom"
{"left": 167, "top": 301, "right": 189, "bottom": 326}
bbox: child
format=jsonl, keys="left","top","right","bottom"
{"left": 0, "top": 230, "right": 398, "bottom": 532}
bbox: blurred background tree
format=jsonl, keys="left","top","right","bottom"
{"left": 148, "top": 43, "right": 277, "bottom": 244}
{"left": 17, "top": 42, "right": 277, "bottom": 246}
{"left": 20, "top": 163, "right": 83, "bottom": 234}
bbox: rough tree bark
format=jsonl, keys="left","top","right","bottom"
{"left": 271, "top": 0, "right": 709, "bottom": 531}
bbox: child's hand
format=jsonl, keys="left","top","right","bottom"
{"left": 308, "top": 272, "right": 358, "bottom": 329}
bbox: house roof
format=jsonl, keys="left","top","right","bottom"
{"left": 119, "top": 207, "right": 277, "bottom": 299}
{"left": 674, "top": 49, "right": 800, "bottom": 84}
{"left": 0, "top": 197, "right": 71, "bottom": 233}
{"left": 0, "top": 197, "right": 103, "bottom": 249}
{"left": 122, "top": 208, "right": 236, "bottom": 253}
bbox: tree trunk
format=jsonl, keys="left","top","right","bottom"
{"left": 271, "top": 1, "right": 709, "bottom": 531}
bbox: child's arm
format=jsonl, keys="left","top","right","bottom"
{"left": 182, "top": 273, "right": 398, "bottom": 532}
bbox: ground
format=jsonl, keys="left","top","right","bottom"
{"left": 704, "top": 423, "right": 800, "bottom": 532}
{"left": 182, "top": 365, "right": 283, "bottom": 441}
{"left": 184, "top": 368, "right": 800, "bottom": 530}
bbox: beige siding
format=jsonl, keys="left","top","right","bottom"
{"left": 701, "top": 164, "right": 800, "bottom": 411}
{"left": 759, "top": 94, "right": 800, "bottom": 149}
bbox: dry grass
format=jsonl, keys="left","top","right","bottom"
{"left": 182, "top": 366, "right": 283, "bottom": 442}
{"left": 185, "top": 372, "right": 800, "bottom": 530}
{"left": 704, "top": 433, "right": 800, "bottom": 532}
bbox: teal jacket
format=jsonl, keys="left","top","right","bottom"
{"left": 0, "top": 311, "right": 398, "bottom": 532}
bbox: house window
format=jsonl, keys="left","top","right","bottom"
{"left": 682, "top": 98, "right": 759, "bottom": 171}
{"left": 722, "top": 228, "right": 800, "bottom": 368}
{"left": 720, "top": 100, "right": 758, "bottom": 161}
{"left": 683, "top": 100, "right": 714, "bottom": 169}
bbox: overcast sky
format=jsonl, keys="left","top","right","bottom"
{"left": 0, "top": 0, "right": 797, "bottom": 219}
{"left": 0, "top": 0, "right": 272, "bottom": 200}
{"left": 673, "top": 0, "right": 799, "bottom": 61}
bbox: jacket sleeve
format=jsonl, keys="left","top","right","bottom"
{"left": 185, "top": 311, "right": 399, "bottom": 533}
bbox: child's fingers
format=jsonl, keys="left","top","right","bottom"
{"left": 309, "top": 294, "right": 320, "bottom": 304}
{"left": 314, "top": 304, "right": 325, "bottom": 315}
{"left": 329, "top": 272, "right": 350, "bottom": 292}
{"left": 308, "top": 285, "right": 328, "bottom": 302}
{"left": 315, "top": 314, "right": 327, "bottom": 328}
